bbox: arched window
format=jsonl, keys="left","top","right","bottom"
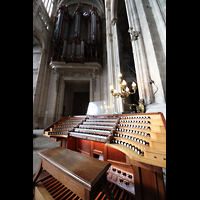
{"left": 42, "top": 0, "right": 54, "bottom": 17}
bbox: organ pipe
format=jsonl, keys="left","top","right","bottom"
{"left": 72, "top": 42, "right": 75, "bottom": 56}
{"left": 51, "top": 3, "right": 102, "bottom": 64}
{"left": 97, "top": 22, "right": 100, "bottom": 43}
{"left": 74, "top": 14, "right": 81, "bottom": 38}
{"left": 91, "top": 13, "right": 96, "bottom": 41}
{"left": 63, "top": 21, "right": 68, "bottom": 39}
{"left": 54, "top": 11, "right": 63, "bottom": 39}
{"left": 88, "top": 20, "right": 91, "bottom": 44}
{"left": 81, "top": 40, "right": 84, "bottom": 56}
{"left": 62, "top": 40, "right": 67, "bottom": 56}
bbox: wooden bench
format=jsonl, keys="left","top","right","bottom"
{"left": 33, "top": 147, "right": 115, "bottom": 200}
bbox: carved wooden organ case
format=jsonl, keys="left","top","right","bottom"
{"left": 51, "top": 3, "right": 102, "bottom": 64}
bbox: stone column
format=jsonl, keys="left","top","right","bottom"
{"left": 133, "top": 0, "right": 166, "bottom": 105}
{"left": 105, "top": 0, "right": 123, "bottom": 113}
{"left": 54, "top": 73, "right": 64, "bottom": 120}
{"left": 111, "top": 18, "right": 123, "bottom": 113}
{"left": 37, "top": 48, "right": 47, "bottom": 127}
{"left": 33, "top": 48, "right": 46, "bottom": 128}
{"left": 105, "top": 1, "right": 115, "bottom": 113}
{"left": 149, "top": 0, "right": 166, "bottom": 56}
{"left": 45, "top": 70, "right": 58, "bottom": 126}
{"left": 124, "top": 0, "right": 154, "bottom": 105}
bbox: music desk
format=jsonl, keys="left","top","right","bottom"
{"left": 33, "top": 147, "right": 114, "bottom": 200}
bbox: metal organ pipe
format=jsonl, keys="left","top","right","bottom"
{"left": 72, "top": 42, "right": 75, "bottom": 56}
{"left": 91, "top": 13, "right": 96, "bottom": 41}
{"left": 62, "top": 22, "right": 68, "bottom": 57}
{"left": 62, "top": 40, "right": 67, "bottom": 56}
{"left": 97, "top": 22, "right": 100, "bottom": 43}
{"left": 74, "top": 14, "right": 81, "bottom": 38}
{"left": 51, "top": 4, "right": 101, "bottom": 64}
{"left": 63, "top": 22, "right": 68, "bottom": 39}
{"left": 88, "top": 20, "right": 91, "bottom": 44}
{"left": 54, "top": 11, "right": 63, "bottom": 39}
{"left": 81, "top": 40, "right": 84, "bottom": 56}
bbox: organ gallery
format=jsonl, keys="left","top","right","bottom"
{"left": 33, "top": 0, "right": 166, "bottom": 199}
{"left": 51, "top": 3, "right": 102, "bottom": 64}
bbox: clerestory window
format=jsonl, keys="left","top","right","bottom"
{"left": 42, "top": 0, "right": 54, "bottom": 17}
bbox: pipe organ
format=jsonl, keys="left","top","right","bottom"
{"left": 34, "top": 112, "right": 166, "bottom": 200}
{"left": 51, "top": 3, "right": 102, "bottom": 64}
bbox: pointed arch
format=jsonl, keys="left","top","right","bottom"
{"left": 57, "top": 0, "right": 105, "bottom": 18}
{"left": 33, "top": 28, "right": 46, "bottom": 51}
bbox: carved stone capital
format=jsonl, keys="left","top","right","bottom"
{"left": 128, "top": 27, "right": 140, "bottom": 41}
{"left": 111, "top": 18, "right": 118, "bottom": 26}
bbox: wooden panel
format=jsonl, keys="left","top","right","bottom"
{"left": 77, "top": 138, "right": 91, "bottom": 155}
{"left": 107, "top": 146, "right": 126, "bottom": 163}
{"left": 67, "top": 137, "right": 77, "bottom": 151}
{"left": 132, "top": 165, "right": 165, "bottom": 200}
{"left": 60, "top": 139, "right": 68, "bottom": 148}
{"left": 132, "top": 165, "right": 142, "bottom": 200}
{"left": 145, "top": 151, "right": 166, "bottom": 164}
{"left": 106, "top": 143, "right": 165, "bottom": 168}
{"left": 156, "top": 172, "right": 165, "bottom": 200}
{"left": 140, "top": 168, "right": 158, "bottom": 200}
{"left": 93, "top": 141, "right": 104, "bottom": 154}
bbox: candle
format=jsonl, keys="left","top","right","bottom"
{"left": 132, "top": 82, "right": 136, "bottom": 87}
{"left": 122, "top": 80, "right": 126, "bottom": 86}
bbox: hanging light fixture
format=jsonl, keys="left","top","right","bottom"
{"left": 110, "top": 73, "right": 145, "bottom": 113}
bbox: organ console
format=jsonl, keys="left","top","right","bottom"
{"left": 43, "top": 116, "right": 86, "bottom": 138}
{"left": 34, "top": 112, "right": 166, "bottom": 200}
{"left": 69, "top": 116, "right": 118, "bottom": 143}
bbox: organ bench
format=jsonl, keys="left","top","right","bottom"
{"left": 33, "top": 147, "right": 114, "bottom": 200}
{"left": 34, "top": 112, "right": 166, "bottom": 200}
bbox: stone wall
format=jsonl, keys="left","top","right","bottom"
{"left": 33, "top": 0, "right": 166, "bottom": 129}
{"left": 33, "top": 0, "right": 56, "bottom": 128}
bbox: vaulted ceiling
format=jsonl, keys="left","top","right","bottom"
{"left": 57, "top": 0, "right": 105, "bottom": 17}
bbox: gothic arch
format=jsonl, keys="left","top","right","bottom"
{"left": 58, "top": 0, "right": 105, "bottom": 17}
{"left": 33, "top": 28, "right": 45, "bottom": 51}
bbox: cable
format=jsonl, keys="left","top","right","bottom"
{"left": 149, "top": 76, "right": 158, "bottom": 95}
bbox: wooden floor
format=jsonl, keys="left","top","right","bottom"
{"left": 33, "top": 170, "right": 135, "bottom": 200}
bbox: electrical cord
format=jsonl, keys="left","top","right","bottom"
{"left": 149, "top": 76, "right": 158, "bottom": 95}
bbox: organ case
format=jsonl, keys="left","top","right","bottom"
{"left": 51, "top": 3, "right": 102, "bottom": 65}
